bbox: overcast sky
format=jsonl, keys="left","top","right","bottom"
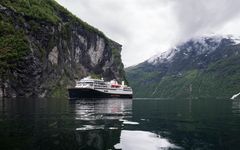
{"left": 56, "top": 0, "right": 240, "bottom": 67}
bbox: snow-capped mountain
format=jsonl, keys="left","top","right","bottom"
{"left": 126, "top": 35, "right": 240, "bottom": 98}
{"left": 148, "top": 35, "right": 240, "bottom": 65}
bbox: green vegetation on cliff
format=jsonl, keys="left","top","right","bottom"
{"left": 0, "top": 20, "right": 30, "bottom": 96}
{"left": 1, "top": 0, "right": 60, "bottom": 23}
{"left": 127, "top": 58, "right": 240, "bottom": 98}
{"left": 1, "top": 0, "right": 105, "bottom": 35}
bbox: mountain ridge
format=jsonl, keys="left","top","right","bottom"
{"left": 126, "top": 35, "right": 240, "bottom": 98}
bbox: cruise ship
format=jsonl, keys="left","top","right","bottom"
{"left": 68, "top": 76, "right": 133, "bottom": 99}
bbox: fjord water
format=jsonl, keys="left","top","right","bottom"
{"left": 0, "top": 98, "right": 240, "bottom": 150}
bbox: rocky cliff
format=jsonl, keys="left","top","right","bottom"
{"left": 126, "top": 35, "right": 240, "bottom": 98}
{"left": 0, "top": 0, "right": 126, "bottom": 97}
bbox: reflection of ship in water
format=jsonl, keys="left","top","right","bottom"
{"left": 72, "top": 99, "right": 132, "bottom": 150}
{"left": 74, "top": 98, "right": 132, "bottom": 120}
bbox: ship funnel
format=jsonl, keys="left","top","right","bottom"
{"left": 122, "top": 81, "right": 125, "bottom": 86}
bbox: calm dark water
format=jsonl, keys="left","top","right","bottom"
{"left": 0, "top": 98, "right": 240, "bottom": 150}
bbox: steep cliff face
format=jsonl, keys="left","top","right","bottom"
{"left": 0, "top": 0, "right": 126, "bottom": 97}
{"left": 126, "top": 36, "right": 240, "bottom": 98}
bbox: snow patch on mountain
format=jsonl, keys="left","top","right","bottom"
{"left": 147, "top": 35, "right": 240, "bottom": 65}
{"left": 228, "top": 35, "right": 240, "bottom": 44}
{"left": 202, "top": 34, "right": 240, "bottom": 45}
{"left": 188, "top": 36, "right": 222, "bottom": 55}
{"left": 148, "top": 48, "right": 177, "bottom": 64}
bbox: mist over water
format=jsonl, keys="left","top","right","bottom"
{"left": 0, "top": 98, "right": 240, "bottom": 150}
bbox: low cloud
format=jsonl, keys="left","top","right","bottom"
{"left": 173, "top": 0, "right": 240, "bottom": 42}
